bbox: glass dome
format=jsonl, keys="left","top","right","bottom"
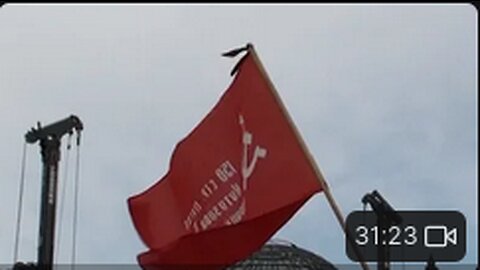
{"left": 227, "top": 240, "right": 338, "bottom": 270}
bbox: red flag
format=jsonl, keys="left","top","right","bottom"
{"left": 128, "top": 47, "right": 324, "bottom": 269}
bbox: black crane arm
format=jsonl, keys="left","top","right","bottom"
{"left": 362, "top": 190, "right": 402, "bottom": 225}
{"left": 25, "top": 115, "right": 83, "bottom": 144}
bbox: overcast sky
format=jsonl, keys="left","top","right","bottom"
{"left": 0, "top": 3, "right": 477, "bottom": 268}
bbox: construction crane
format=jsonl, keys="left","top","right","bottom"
{"left": 14, "top": 115, "right": 83, "bottom": 270}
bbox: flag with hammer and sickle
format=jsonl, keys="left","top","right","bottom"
{"left": 128, "top": 45, "right": 325, "bottom": 270}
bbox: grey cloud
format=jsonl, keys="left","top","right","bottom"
{"left": 0, "top": 4, "right": 476, "bottom": 266}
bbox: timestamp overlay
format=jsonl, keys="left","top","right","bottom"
{"left": 345, "top": 211, "right": 466, "bottom": 262}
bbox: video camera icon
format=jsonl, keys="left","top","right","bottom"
{"left": 424, "top": 225, "right": 457, "bottom": 248}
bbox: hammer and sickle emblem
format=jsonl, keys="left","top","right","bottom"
{"left": 239, "top": 114, "right": 267, "bottom": 190}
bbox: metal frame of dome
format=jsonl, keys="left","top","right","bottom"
{"left": 227, "top": 243, "right": 338, "bottom": 270}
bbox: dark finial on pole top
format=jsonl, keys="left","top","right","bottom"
{"left": 222, "top": 43, "right": 254, "bottom": 76}
{"left": 222, "top": 43, "right": 253, "bottom": 58}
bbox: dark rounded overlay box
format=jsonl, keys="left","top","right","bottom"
{"left": 345, "top": 211, "right": 466, "bottom": 262}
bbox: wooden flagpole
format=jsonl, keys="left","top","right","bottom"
{"left": 247, "top": 44, "right": 371, "bottom": 270}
